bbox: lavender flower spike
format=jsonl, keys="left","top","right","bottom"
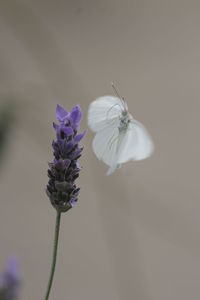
{"left": 46, "top": 104, "right": 86, "bottom": 212}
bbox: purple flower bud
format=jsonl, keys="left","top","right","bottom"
{"left": 46, "top": 104, "right": 85, "bottom": 212}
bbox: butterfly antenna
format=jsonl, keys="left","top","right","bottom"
{"left": 111, "top": 82, "right": 122, "bottom": 99}
{"left": 111, "top": 82, "right": 125, "bottom": 106}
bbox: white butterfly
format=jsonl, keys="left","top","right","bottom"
{"left": 88, "top": 85, "right": 154, "bottom": 175}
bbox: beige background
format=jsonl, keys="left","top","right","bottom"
{"left": 0, "top": 0, "right": 200, "bottom": 299}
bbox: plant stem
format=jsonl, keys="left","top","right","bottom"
{"left": 45, "top": 211, "right": 61, "bottom": 300}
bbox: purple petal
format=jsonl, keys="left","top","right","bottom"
{"left": 56, "top": 104, "right": 68, "bottom": 123}
{"left": 70, "top": 105, "right": 82, "bottom": 129}
{"left": 69, "top": 198, "right": 77, "bottom": 207}
{"left": 74, "top": 130, "right": 86, "bottom": 143}
{"left": 62, "top": 126, "right": 73, "bottom": 137}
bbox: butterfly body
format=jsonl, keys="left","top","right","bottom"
{"left": 88, "top": 95, "right": 154, "bottom": 175}
{"left": 118, "top": 110, "right": 130, "bottom": 131}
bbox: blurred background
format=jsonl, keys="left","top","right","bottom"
{"left": 0, "top": 0, "right": 200, "bottom": 299}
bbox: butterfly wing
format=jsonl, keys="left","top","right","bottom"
{"left": 105, "top": 129, "right": 127, "bottom": 175}
{"left": 116, "top": 119, "right": 154, "bottom": 164}
{"left": 92, "top": 117, "right": 119, "bottom": 165}
{"left": 88, "top": 96, "right": 123, "bottom": 132}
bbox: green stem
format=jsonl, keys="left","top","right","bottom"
{"left": 45, "top": 211, "right": 61, "bottom": 300}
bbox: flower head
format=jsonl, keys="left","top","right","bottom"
{"left": 46, "top": 104, "right": 85, "bottom": 212}
{"left": 0, "top": 257, "right": 20, "bottom": 300}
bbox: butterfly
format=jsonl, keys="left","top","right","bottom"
{"left": 88, "top": 84, "right": 154, "bottom": 175}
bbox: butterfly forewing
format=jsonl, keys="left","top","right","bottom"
{"left": 88, "top": 96, "right": 123, "bottom": 132}
{"left": 92, "top": 117, "right": 122, "bottom": 166}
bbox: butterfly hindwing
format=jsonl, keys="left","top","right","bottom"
{"left": 116, "top": 120, "right": 154, "bottom": 164}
